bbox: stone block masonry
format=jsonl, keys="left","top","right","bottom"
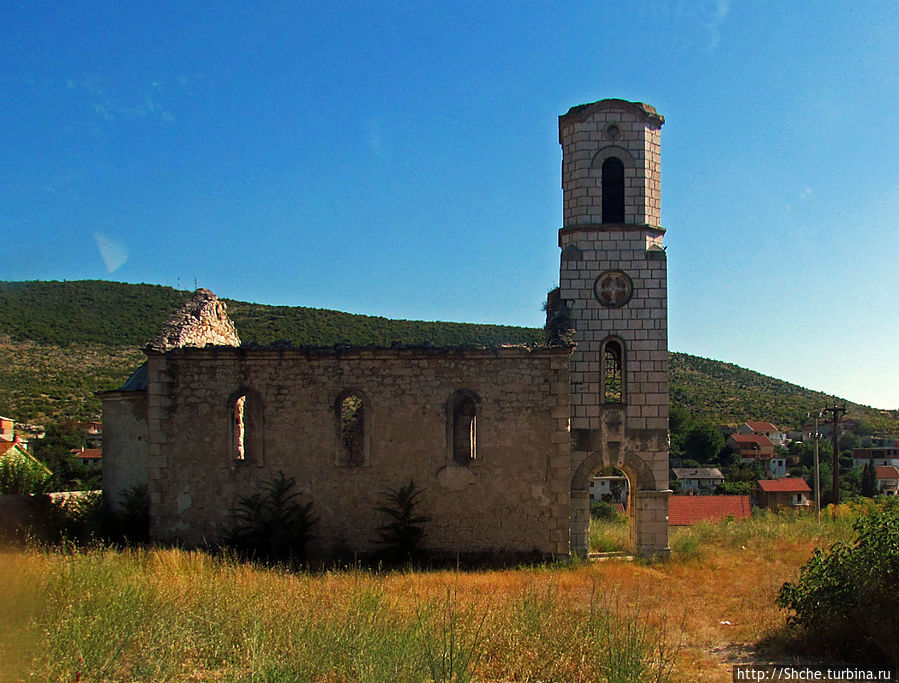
{"left": 145, "top": 344, "right": 572, "bottom": 558}
{"left": 558, "top": 99, "right": 671, "bottom": 558}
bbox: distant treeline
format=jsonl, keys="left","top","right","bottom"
{"left": 0, "top": 280, "right": 896, "bottom": 432}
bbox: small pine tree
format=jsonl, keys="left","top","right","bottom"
{"left": 228, "top": 471, "right": 317, "bottom": 566}
{"left": 375, "top": 480, "right": 429, "bottom": 563}
{"left": 861, "top": 461, "right": 877, "bottom": 498}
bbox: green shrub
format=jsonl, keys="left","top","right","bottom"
{"left": 777, "top": 507, "right": 899, "bottom": 665}
{"left": 227, "top": 471, "right": 317, "bottom": 566}
{"left": 590, "top": 501, "right": 625, "bottom": 522}
{"left": 0, "top": 452, "right": 52, "bottom": 495}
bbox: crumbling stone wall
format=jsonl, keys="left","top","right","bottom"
{"left": 149, "top": 289, "right": 240, "bottom": 352}
{"left": 145, "top": 345, "right": 571, "bottom": 557}
{"left": 102, "top": 289, "right": 241, "bottom": 509}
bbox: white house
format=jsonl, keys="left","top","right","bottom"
{"left": 589, "top": 475, "right": 628, "bottom": 505}
{"left": 671, "top": 467, "right": 724, "bottom": 493}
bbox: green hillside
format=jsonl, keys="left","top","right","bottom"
{"left": 1, "top": 280, "right": 896, "bottom": 432}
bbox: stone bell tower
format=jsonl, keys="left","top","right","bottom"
{"left": 558, "top": 99, "right": 671, "bottom": 557}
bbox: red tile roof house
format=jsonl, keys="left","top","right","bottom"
{"left": 875, "top": 465, "right": 899, "bottom": 496}
{"left": 727, "top": 433, "right": 775, "bottom": 460}
{"left": 753, "top": 478, "right": 811, "bottom": 510}
{"left": 71, "top": 447, "right": 103, "bottom": 469}
{"left": 727, "top": 433, "right": 787, "bottom": 477}
{"left": 668, "top": 495, "right": 751, "bottom": 526}
{"left": 738, "top": 421, "right": 787, "bottom": 446}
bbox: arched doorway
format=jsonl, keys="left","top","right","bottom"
{"left": 587, "top": 466, "right": 631, "bottom": 554}
{"left": 570, "top": 444, "right": 662, "bottom": 557}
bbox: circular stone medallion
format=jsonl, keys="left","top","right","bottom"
{"left": 594, "top": 270, "right": 633, "bottom": 308}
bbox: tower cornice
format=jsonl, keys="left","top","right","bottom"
{"left": 559, "top": 99, "right": 664, "bottom": 143}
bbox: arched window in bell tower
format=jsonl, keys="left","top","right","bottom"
{"left": 601, "top": 157, "right": 625, "bottom": 223}
{"left": 602, "top": 339, "right": 624, "bottom": 403}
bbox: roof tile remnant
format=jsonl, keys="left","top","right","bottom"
{"left": 668, "top": 495, "right": 751, "bottom": 526}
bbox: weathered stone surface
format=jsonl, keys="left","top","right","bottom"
{"left": 144, "top": 345, "right": 572, "bottom": 557}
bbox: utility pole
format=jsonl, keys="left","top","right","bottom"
{"left": 808, "top": 412, "right": 822, "bottom": 522}
{"left": 822, "top": 405, "right": 846, "bottom": 505}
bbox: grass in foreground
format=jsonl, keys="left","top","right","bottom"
{"left": 0, "top": 506, "right": 862, "bottom": 682}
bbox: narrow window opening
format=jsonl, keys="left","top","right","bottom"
{"left": 340, "top": 393, "right": 365, "bottom": 466}
{"left": 233, "top": 394, "right": 247, "bottom": 460}
{"left": 231, "top": 389, "right": 263, "bottom": 464}
{"left": 602, "top": 156, "right": 625, "bottom": 223}
{"left": 451, "top": 392, "right": 478, "bottom": 464}
{"left": 603, "top": 341, "right": 623, "bottom": 403}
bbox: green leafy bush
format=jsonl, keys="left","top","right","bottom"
{"left": 227, "top": 471, "right": 317, "bottom": 566}
{"left": 0, "top": 452, "right": 52, "bottom": 495}
{"left": 777, "top": 506, "right": 899, "bottom": 665}
{"left": 590, "top": 501, "right": 624, "bottom": 522}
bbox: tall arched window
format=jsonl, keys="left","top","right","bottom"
{"left": 448, "top": 389, "right": 480, "bottom": 464}
{"left": 602, "top": 340, "right": 624, "bottom": 403}
{"left": 601, "top": 156, "right": 625, "bottom": 223}
{"left": 231, "top": 389, "right": 263, "bottom": 464}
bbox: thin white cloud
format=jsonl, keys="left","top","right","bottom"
{"left": 94, "top": 232, "right": 129, "bottom": 273}
{"left": 69, "top": 76, "right": 176, "bottom": 123}
{"left": 703, "top": 0, "right": 731, "bottom": 51}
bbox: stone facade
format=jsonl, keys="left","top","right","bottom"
{"left": 101, "top": 98, "right": 672, "bottom": 560}
{"left": 558, "top": 99, "right": 671, "bottom": 557}
{"left": 142, "top": 345, "right": 571, "bottom": 556}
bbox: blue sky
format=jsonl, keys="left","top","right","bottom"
{"left": 2, "top": 2, "right": 898, "bottom": 409}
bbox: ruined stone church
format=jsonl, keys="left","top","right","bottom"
{"left": 101, "top": 99, "right": 671, "bottom": 559}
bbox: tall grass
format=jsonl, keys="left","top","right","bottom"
{"left": 670, "top": 505, "right": 858, "bottom": 562}
{"left": 1, "top": 545, "right": 678, "bottom": 682}
{"left": 0, "top": 504, "right": 869, "bottom": 681}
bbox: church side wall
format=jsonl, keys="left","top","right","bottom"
{"left": 145, "top": 347, "right": 571, "bottom": 558}
{"left": 100, "top": 392, "right": 148, "bottom": 509}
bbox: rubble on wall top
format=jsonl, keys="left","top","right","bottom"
{"left": 147, "top": 288, "right": 241, "bottom": 352}
{"left": 151, "top": 339, "right": 572, "bottom": 358}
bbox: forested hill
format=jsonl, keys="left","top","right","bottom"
{"left": 1, "top": 280, "right": 896, "bottom": 432}
{"left": 0, "top": 280, "right": 543, "bottom": 348}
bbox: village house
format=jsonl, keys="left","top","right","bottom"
{"left": 737, "top": 421, "right": 787, "bottom": 446}
{"left": 852, "top": 447, "right": 899, "bottom": 470}
{"left": 753, "top": 478, "right": 811, "bottom": 510}
{"left": 727, "top": 433, "right": 786, "bottom": 477}
{"left": 671, "top": 467, "right": 724, "bottom": 493}
{"left": 71, "top": 447, "right": 103, "bottom": 470}
{"left": 589, "top": 475, "right": 628, "bottom": 505}
{"left": 0, "top": 416, "right": 14, "bottom": 442}
{"left": 875, "top": 465, "right": 899, "bottom": 496}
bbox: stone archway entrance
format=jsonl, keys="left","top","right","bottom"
{"left": 570, "top": 439, "right": 670, "bottom": 558}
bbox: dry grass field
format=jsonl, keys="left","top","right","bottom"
{"left": 0, "top": 508, "right": 861, "bottom": 682}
